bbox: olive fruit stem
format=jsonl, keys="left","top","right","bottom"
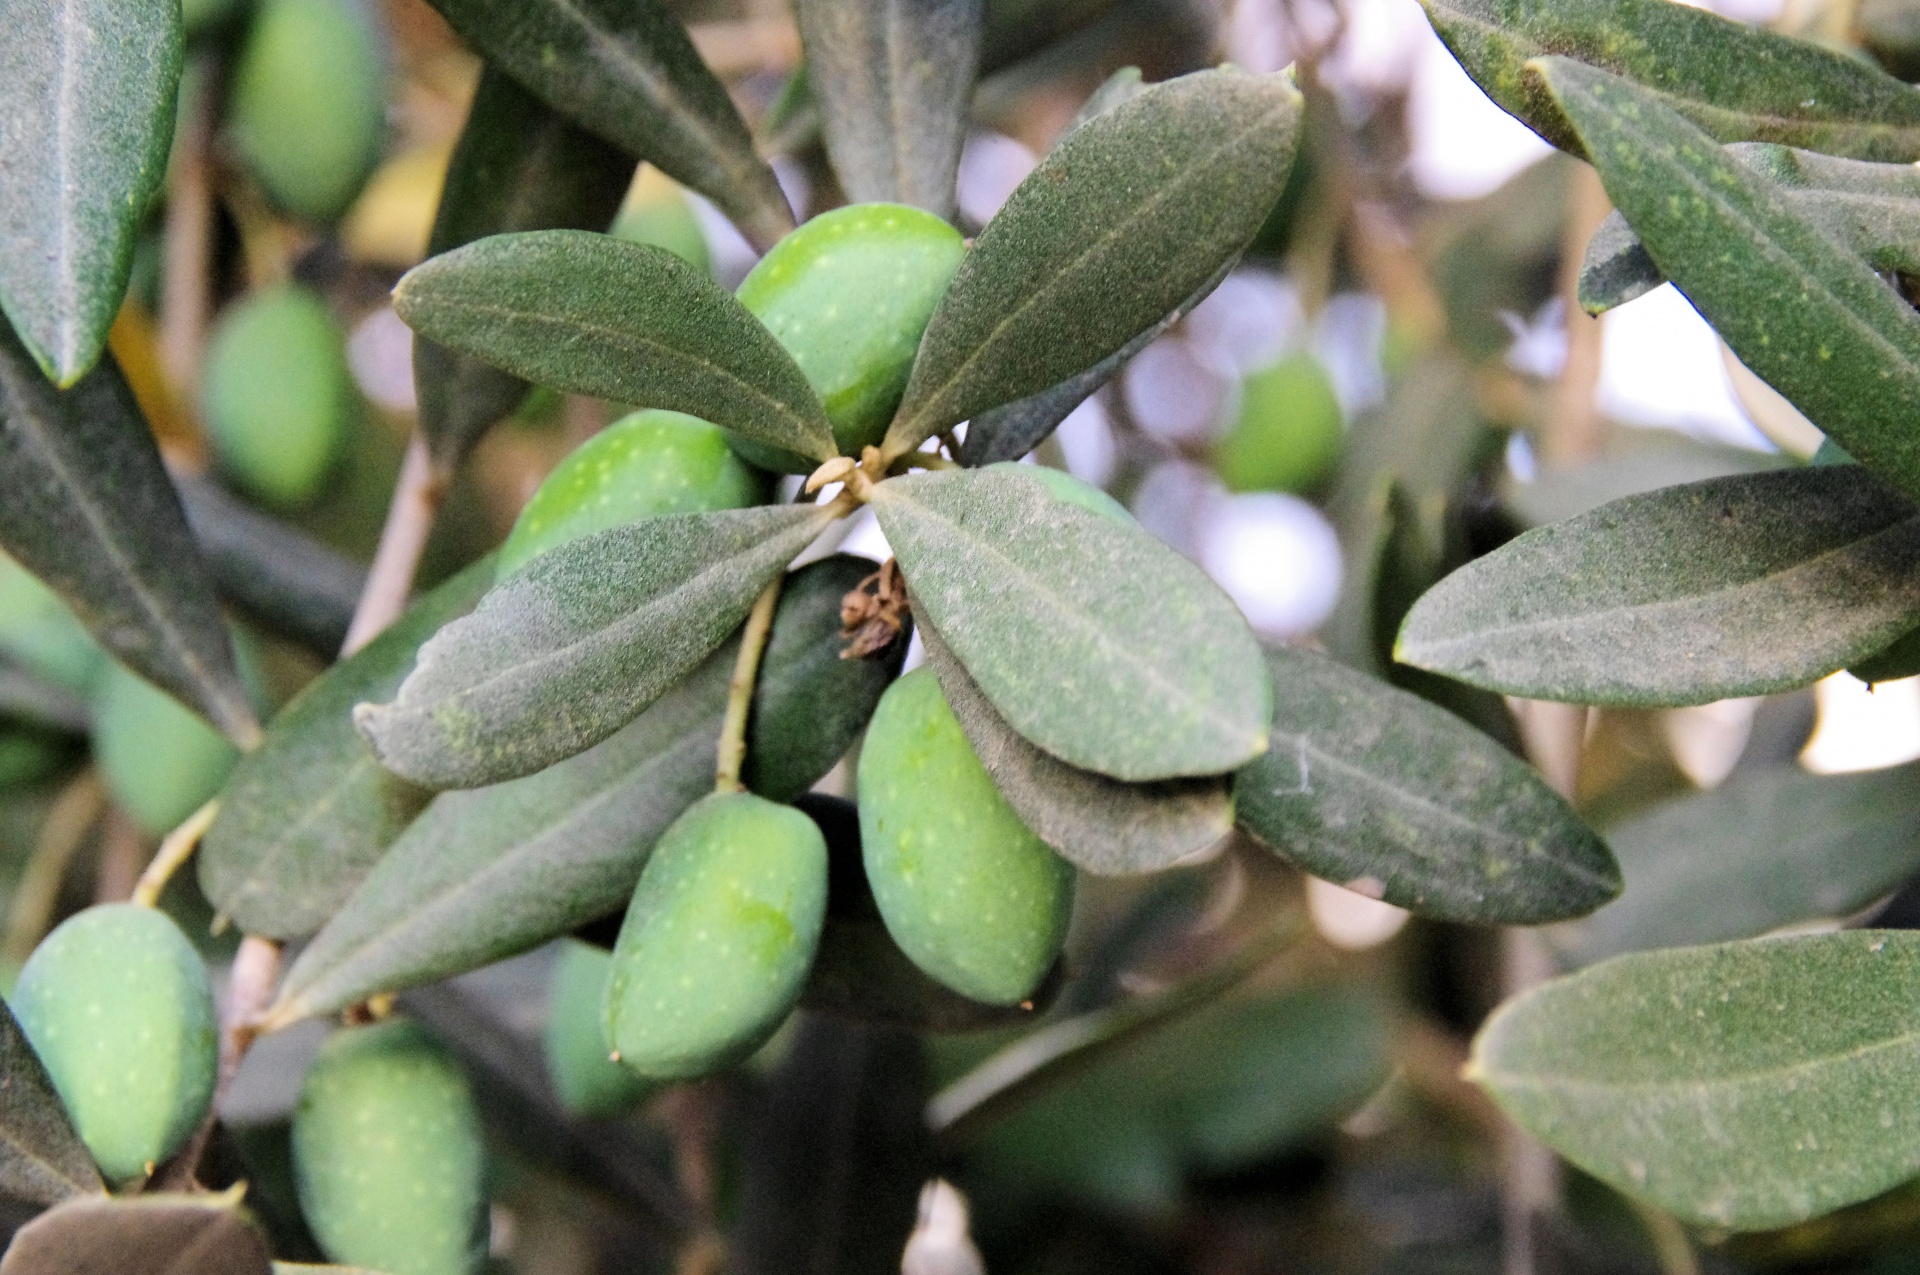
{"left": 340, "top": 431, "right": 447, "bottom": 657}
{"left": 130, "top": 798, "right": 219, "bottom": 909}
{"left": 714, "top": 578, "right": 784, "bottom": 794}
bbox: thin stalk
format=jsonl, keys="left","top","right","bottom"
{"left": 3, "top": 771, "right": 105, "bottom": 963}
{"left": 130, "top": 798, "right": 219, "bottom": 908}
{"left": 340, "top": 431, "right": 446, "bottom": 656}
{"left": 714, "top": 579, "right": 784, "bottom": 793}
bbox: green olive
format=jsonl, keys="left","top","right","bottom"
{"left": 10, "top": 904, "right": 218, "bottom": 1184}
{"left": 988, "top": 462, "right": 1133, "bottom": 524}
{"left": 91, "top": 660, "right": 242, "bottom": 837}
{"left": 544, "top": 939, "right": 654, "bottom": 1119}
{"left": 610, "top": 169, "right": 712, "bottom": 275}
{"left": 201, "top": 285, "right": 354, "bottom": 510}
{"left": 230, "top": 0, "right": 385, "bottom": 224}
{"left": 0, "top": 554, "right": 104, "bottom": 697}
{"left": 732, "top": 203, "right": 966, "bottom": 471}
{"left": 293, "top": 1019, "right": 487, "bottom": 1275}
{"left": 499, "top": 409, "right": 769, "bottom": 576}
{"left": 1213, "top": 351, "right": 1344, "bottom": 496}
{"left": 602, "top": 792, "right": 828, "bottom": 1079}
{"left": 857, "top": 668, "right": 1074, "bottom": 1005}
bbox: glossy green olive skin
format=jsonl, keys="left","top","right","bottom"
{"left": 91, "top": 662, "right": 241, "bottom": 838}
{"left": 544, "top": 939, "right": 653, "bottom": 1118}
{"left": 499, "top": 410, "right": 769, "bottom": 576}
{"left": 1213, "top": 351, "right": 1344, "bottom": 496}
{"left": 10, "top": 905, "right": 218, "bottom": 1184}
{"left": 857, "top": 669, "right": 1074, "bottom": 1005}
{"left": 732, "top": 203, "right": 966, "bottom": 471}
{"left": 293, "top": 1019, "right": 487, "bottom": 1275}
{"left": 201, "top": 285, "right": 354, "bottom": 510}
{"left": 602, "top": 792, "right": 828, "bottom": 1080}
{"left": 230, "top": 0, "right": 385, "bottom": 223}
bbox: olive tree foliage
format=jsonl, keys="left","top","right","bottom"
{"left": 9, "top": 0, "right": 1920, "bottom": 1265}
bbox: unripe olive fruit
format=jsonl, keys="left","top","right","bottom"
{"left": 602, "top": 792, "right": 828, "bottom": 1080}
{"left": 10, "top": 904, "right": 218, "bottom": 1184}
{"left": 499, "top": 409, "right": 769, "bottom": 576}
{"left": 1213, "top": 351, "right": 1344, "bottom": 496}
{"left": 0, "top": 727, "right": 71, "bottom": 791}
{"left": 610, "top": 168, "right": 711, "bottom": 275}
{"left": 230, "top": 0, "right": 385, "bottom": 224}
{"left": 857, "top": 668, "right": 1074, "bottom": 1005}
{"left": 91, "top": 660, "right": 241, "bottom": 838}
{"left": 0, "top": 554, "right": 104, "bottom": 697}
{"left": 293, "top": 1019, "right": 487, "bottom": 1275}
{"left": 201, "top": 285, "right": 354, "bottom": 511}
{"left": 732, "top": 203, "right": 966, "bottom": 470}
{"left": 992, "top": 462, "right": 1133, "bottom": 524}
{"left": 544, "top": 939, "right": 652, "bottom": 1118}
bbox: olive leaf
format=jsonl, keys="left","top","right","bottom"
{"left": 0, "top": 328, "right": 258, "bottom": 745}
{"left": 883, "top": 67, "right": 1301, "bottom": 456}
{"left": 414, "top": 69, "right": 636, "bottom": 475}
{"left": 793, "top": 0, "right": 982, "bottom": 222}
{"left": 1423, "top": 0, "right": 1920, "bottom": 163}
{"left": 1579, "top": 143, "right": 1920, "bottom": 315}
{"left": 1852, "top": 621, "right": 1920, "bottom": 683}
{"left": 420, "top": 0, "right": 792, "bottom": 250}
{"left": 1552, "top": 761, "right": 1920, "bottom": 968}
{"left": 0, "top": 998, "right": 103, "bottom": 1205}
{"left": 1398, "top": 467, "right": 1920, "bottom": 706}
{"left": 1472, "top": 931, "right": 1920, "bottom": 1230}
{"left": 199, "top": 559, "right": 496, "bottom": 941}
{"left": 1533, "top": 57, "right": 1920, "bottom": 503}
{"left": 395, "top": 232, "right": 837, "bottom": 465}
{"left": 358, "top": 500, "right": 835, "bottom": 791}
{"left": 272, "top": 558, "right": 868, "bottom": 1022}
{"left": 0, "top": 1193, "right": 271, "bottom": 1275}
{"left": 0, "top": 0, "right": 182, "bottom": 385}
{"left": 916, "top": 610, "right": 1231, "bottom": 875}
{"left": 869, "top": 466, "right": 1270, "bottom": 781}
{"left": 1237, "top": 645, "right": 1618, "bottom": 924}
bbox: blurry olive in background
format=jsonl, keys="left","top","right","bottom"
{"left": 91, "top": 655, "right": 250, "bottom": 837}
{"left": 544, "top": 939, "right": 654, "bottom": 1119}
{"left": 230, "top": 0, "right": 385, "bottom": 224}
{"left": 610, "top": 167, "right": 712, "bottom": 275}
{"left": 0, "top": 555, "right": 105, "bottom": 698}
{"left": 0, "top": 727, "right": 73, "bottom": 791}
{"left": 183, "top": 0, "right": 247, "bottom": 37}
{"left": 1859, "top": 0, "right": 1920, "bottom": 80}
{"left": 202, "top": 285, "right": 355, "bottom": 511}
{"left": 1213, "top": 351, "right": 1344, "bottom": 496}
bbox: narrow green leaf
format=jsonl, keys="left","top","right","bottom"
{"left": 1399, "top": 467, "right": 1920, "bottom": 706}
{"left": 358, "top": 501, "right": 833, "bottom": 790}
{"left": 415, "top": 69, "right": 636, "bottom": 475}
{"left": 272, "top": 559, "right": 862, "bottom": 1021}
{"left": 917, "top": 611, "right": 1231, "bottom": 875}
{"left": 0, "top": 0, "right": 182, "bottom": 385}
{"left": 870, "top": 466, "right": 1270, "bottom": 781}
{"left": 1422, "top": 0, "right": 1920, "bottom": 163}
{"left": 1553, "top": 762, "right": 1920, "bottom": 967}
{"left": 1851, "top": 621, "right": 1920, "bottom": 683}
{"left": 1472, "top": 931, "right": 1920, "bottom": 1230}
{"left": 794, "top": 0, "right": 981, "bottom": 221}
{"left": 0, "top": 328, "right": 258, "bottom": 745}
{"left": 1237, "top": 645, "right": 1617, "bottom": 924}
{"left": 421, "top": 0, "right": 792, "bottom": 250}
{"left": 1533, "top": 57, "right": 1920, "bottom": 503}
{"left": 0, "top": 1193, "right": 271, "bottom": 1275}
{"left": 395, "top": 232, "right": 836, "bottom": 465}
{"left": 199, "top": 559, "right": 496, "bottom": 941}
{"left": 0, "top": 998, "right": 103, "bottom": 1205}
{"left": 957, "top": 257, "right": 1233, "bottom": 468}
{"left": 883, "top": 67, "right": 1301, "bottom": 455}
{"left": 1579, "top": 143, "right": 1920, "bottom": 315}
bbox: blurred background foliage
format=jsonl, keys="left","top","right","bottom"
{"left": 11, "top": 0, "right": 1920, "bottom": 1270}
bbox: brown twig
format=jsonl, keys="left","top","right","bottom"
{"left": 160, "top": 51, "right": 219, "bottom": 407}
{"left": 3, "top": 770, "right": 105, "bottom": 964}
{"left": 340, "top": 431, "right": 447, "bottom": 656}
{"left": 1543, "top": 165, "right": 1614, "bottom": 466}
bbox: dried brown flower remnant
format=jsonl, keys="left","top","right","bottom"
{"left": 840, "top": 559, "right": 909, "bottom": 658}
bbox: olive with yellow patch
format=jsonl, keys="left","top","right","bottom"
{"left": 293, "top": 1019, "right": 487, "bottom": 1275}
{"left": 544, "top": 939, "right": 653, "bottom": 1118}
{"left": 9, "top": 904, "right": 218, "bottom": 1184}
{"left": 602, "top": 792, "right": 828, "bottom": 1080}
{"left": 731, "top": 203, "right": 966, "bottom": 470}
{"left": 230, "top": 0, "right": 385, "bottom": 224}
{"left": 857, "top": 669, "right": 1074, "bottom": 1005}
{"left": 1213, "top": 351, "right": 1344, "bottom": 496}
{"left": 498, "top": 409, "right": 769, "bottom": 576}
{"left": 201, "top": 285, "right": 354, "bottom": 510}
